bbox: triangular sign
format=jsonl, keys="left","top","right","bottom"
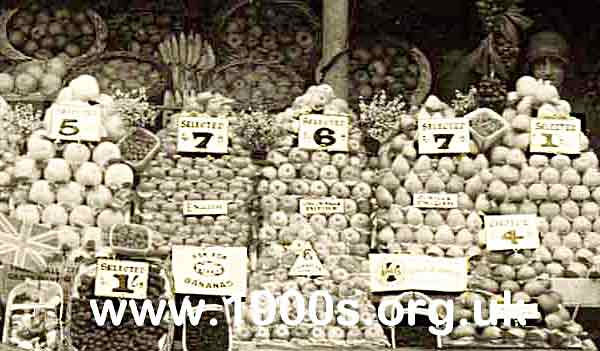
{"left": 289, "top": 248, "right": 327, "bottom": 276}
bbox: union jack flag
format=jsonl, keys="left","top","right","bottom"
{"left": 0, "top": 214, "right": 61, "bottom": 272}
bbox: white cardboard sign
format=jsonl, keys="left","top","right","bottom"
{"left": 289, "top": 248, "right": 327, "bottom": 276}
{"left": 369, "top": 254, "right": 468, "bottom": 292}
{"left": 418, "top": 118, "right": 470, "bottom": 154}
{"left": 298, "top": 114, "right": 349, "bottom": 152}
{"left": 413, "top": 193, "right": 458, "bottom": 209}
{"left": 183, "top": 200, "right": 229, "bottom": 216}
{"left": 484, "top": 214, "right": 540, "bottom": 251}
{"left": 94, "top": 259, "right": 149, "bottom": 299}
{"left": 299, "top": 198, "right": 345, "bottom": 215}
{"left": 530, "top": 118, "right": 581, "bottom": 155}
{"left": 47, "top": 104, "right": 102, "bottom": 142}
{"left": 177, "top": 115, "right": 228, "bottom": 153}
{"left": 172, "top": 246, "right": 247, "bottom": 297}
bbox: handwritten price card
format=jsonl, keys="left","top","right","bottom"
{"left": 530, "top": 118, "right": 581, "bottom": 154}
{"left": 299, "top": 198, "right": 345, "bottom": 215}
{"left": 94, "top": 259, "right": 149, "bottom": 299}
{"left": 413, "top": 193, "right": 458, "bottom": 209}
{"left": 177, "top": 115, "right": 229, "bottom": 153}
{"left": 183, "top": 200, "right": 229, "bottom": 216}
{"left": 418, "top": 118, "right": 470, "bottom": 154}
{"left": 484, "top": 214, "right": 540, "bottom": 251}
{"left": 298, "top": 114, "right": 349, "bottom": 152}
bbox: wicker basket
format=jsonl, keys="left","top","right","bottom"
{"left": 203, "top": 59, "right": 305, "bottom": 111}
{"left": 349, "top": 37, "right": 432, "bottom": 107}
{"left": 116, "top": 127, "right": 161, "bottom": 172}
{"left": 213, "top": 0, "right": 320, "bottom": 82}
{"left": 64, "top": 51, "right": 170, "bottom": 101}
{"left": 0, "top": 8, "right": 107, "bottom": 62}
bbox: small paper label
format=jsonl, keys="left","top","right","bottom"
{"left": 418, "top": 118, "right": 470, "bottom": 154}
{"left": 183, "top": 200, "right": 228, "bottom": 216}
{"left": 413, "top": 193, "right": 458, "bottom": 209}
{"left": 94, "top": 259, "right": 149, "bottom": 299}
{"left": 484, "top": 214, "right": 539, "bottom": 251}
{"left": 299, "top": 198, "right": 345, "bottom": 215}
{"left": 530, "top": 118, "right": 581, "bottom": 154}
{"left": 177, "top": 115, "right": 229, "bottom": 153}
{"left": 289, "top": 248, "right": 327, "bottom": 276}
{"left": 47, "top": 104, "right": 102, "bottom": 142}
{"left": 298, "top": 114, "right": 349, "bottom": 152}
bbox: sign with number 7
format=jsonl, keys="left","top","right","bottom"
{"left": 177, "top": 115, "right": 229, "bottom": 154}
{"left": 417, "top": 118, "right": 470, "bottom": 154}
{"left": 47, "top": 104, "right": 103, "bottom": 142}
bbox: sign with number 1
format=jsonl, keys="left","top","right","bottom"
{"left": 530, "top": 119, "right": 580, "bottom": 154}
{"left": 94, "top": 259, "right": 149, "bottom": 299}
{"left": 47, "top": 104, "right": 102, "bottom": 142}
{"left": 298, "top": 114, "right": 349, "bottom": 152}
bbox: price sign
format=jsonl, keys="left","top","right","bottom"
{"left": 94, "top": 259, "right": 149, "bottom": 299}
{"left": 413, "top": 193, "right": 458, "bottom": 209}
{"left": 183, "top": 200, "right": 229, "bottom": 216}
{"left": 177, "top": 115, "right": 228, "bottom": 154}
{"left": 418, "top": 118, "right": 470, "bottom": 154}
{"left": 484, "top": 215, "right": 539, "bottom": 251}
{"left": 299, "top": 198, "right": 345, "bottom": 215}
{"left": 289, "top": 247, "right": 327, "bottom": 276}
{"left": 298, "top": 114, "right": 349, "bottom": 152}
{"left": 530, "top": 118, "right": 581, "bottom": 154}
{"left": 47, "top": 104, "right": 102, "bottom": 142}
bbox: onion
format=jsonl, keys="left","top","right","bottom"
{"left": 92, "top": 142, "right": 121, "bottom": 166}
{"left": 44, "top": 158, "right": 71, "bottom": 183}
{"left": 69, "top": 205, "right": 95, "bottom": 227}
{"left": 86, "top": 185, "right": 113, "bottom": 209}
{"left": 42, "top": 204, "right": 68, "bottom": 226}
{"left": 15, "top": 204, "right": 40, "bottom": 224}
{"left": 29, "top": 180, "right": 55, "bottom": 206}
{"left": 75, "top": 162, "right": 103, "bottom": 187}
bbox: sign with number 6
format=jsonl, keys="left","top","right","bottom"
{"left": 298, "top": 114, "right": 349, "bottom": 152}
{"left": 47, "top": 104, "right": 103, "bottom": 142}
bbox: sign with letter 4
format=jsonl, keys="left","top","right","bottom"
{"left": 94, "top": 259, "right": 149, "bottom": 299}
{"left": 530, "top": 118, "right": 581, "bottom": 154}
{"left": 47, "top": 104, "right": 102, "bottom": 142}
{"left": 417, "top": 118, "right": 470, "bottom": 154}
{"left": 177, "top": 115, "right": 229, "bottom": 154}
{"left": 298, "top": 114, "right": 349, "bottom": 152}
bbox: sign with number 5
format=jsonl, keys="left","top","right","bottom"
{"left": 298, "top": 114, "right": 349, "bottom": 152}
{"left": 47, "top": 104, "right": 103, "bottom": 142}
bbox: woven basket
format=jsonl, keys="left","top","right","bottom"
{"left": 203, "top": 59, "right": 305, "bottom": 111}
{"left": 349, "top": 37, "right": 432, "bottom": 107}
{"left": 213, "top": 0, "right": 320, "bottom": 82}
{"left": 0, "top": 8, "right": 107, "bottom": 62}
{"left": 64, "top": 51, "right": 170, "bottom": 101}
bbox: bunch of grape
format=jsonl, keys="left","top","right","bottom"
{"left": 495, "top": 33, "right": 520, "bottom": 74}
{"left": 475, "top": 0, "right": 509, "bottom": 33}
{"left": 476, "top": 76, "right": 507, "bottom": 112}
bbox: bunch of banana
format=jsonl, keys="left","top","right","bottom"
{"left": 159, "top": 32, "right": 216, "bottom": 107}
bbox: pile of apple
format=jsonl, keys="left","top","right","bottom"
{"left": 135, "top": 93, "right": 257, "bottom": 247}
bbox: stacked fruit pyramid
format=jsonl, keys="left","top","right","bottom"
{"left": 136, "top": 93, "right": 257, "bottom": 249}
{"left": 373, "top": 75, "right": 597, "bottom": 348}
{"left": 240, "top": 85, "right": 388, "bottom": 346}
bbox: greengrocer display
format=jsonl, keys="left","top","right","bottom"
{"left": 1, "top": 1, "right": 600, "bottom": 351}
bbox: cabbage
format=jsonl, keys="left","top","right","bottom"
{"left": 14, "top": 204, "right": 40, "bottom": 224}
{"left": 97, "top": 209, "right": 124, "bottom": 230}
{"left": 75, "top": 162, "right": 103, "bottom": 187}
{"left": 63, "top": 143, "right": 91, "bottom": 168}
{"left": 44, "top": 158, "right": 71, "bottom": 183}
{"left": 86, "top": 185, "right": 112, "bottom": 209}
{"left": 105, "top": 163, "right": 134, "bottom": 189}
{"left": 57, "top": 181, "right": 84, "bottom": 208}
{"left": 92, "top": 142, "right": 121, "bottom": 166}
{"left": 42, "top": 204, "right": 68, "bottom": 226}
{"left": 69, "top": 205, "right": 95, "bottom": 227}
{"left": 29, "top": 180, "right": 55, "bottom": 206}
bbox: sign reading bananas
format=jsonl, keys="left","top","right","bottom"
{"left": 298, "top": 114, "right": 349, "bottom": 152}
{"left": 369, "top": 254, "right": 468, "bottom": 292}
{"left": 530, "top": 118, "right": 581, "bottom": 154}
{"left": 95, "top": 259, "right": 149, "bottom": 299}
{"left": 484, "top": 214, "right": 539, "bottom": 251}
{"left": 418, "top": 118, "right": 470, "bottom": 154}
{"left": 47, "top": 104, "right": 102, "bottom": 142}
{"left": 177, "top": 115, "right": 228, "bottom": 154}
